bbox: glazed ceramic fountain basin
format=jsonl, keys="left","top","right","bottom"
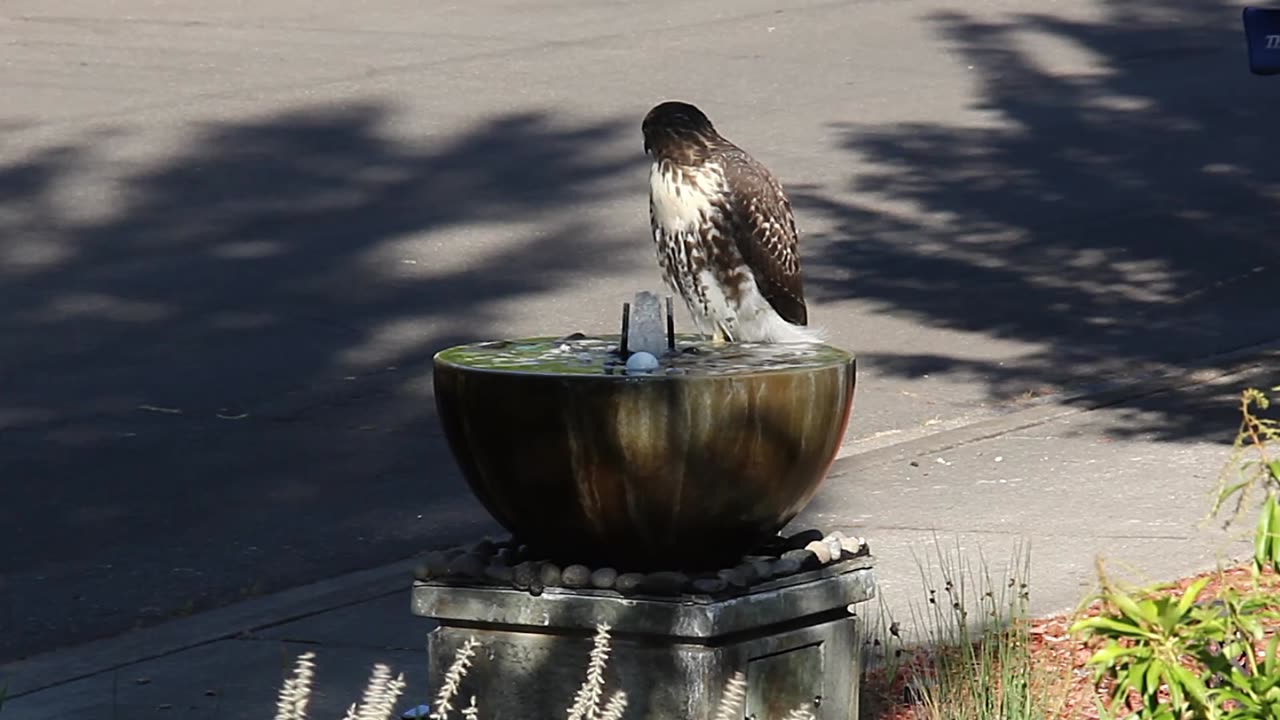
{"left": 432, "top": 335, "right": 855, "bottom": 571}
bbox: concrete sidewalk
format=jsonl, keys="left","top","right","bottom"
{"left": 4, "top": 353, "right": 1273, "bottom": 719}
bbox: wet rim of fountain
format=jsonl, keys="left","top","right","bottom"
{"left": 434, "top": 334, "right": 853, "bottom": 378}
{"left": 412, "top": 529, "right": 869, "bottom": 599}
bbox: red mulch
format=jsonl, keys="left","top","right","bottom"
{"left": 861, "top": 563, "right": 1280, "bottom": 719}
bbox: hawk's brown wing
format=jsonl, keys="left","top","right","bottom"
{"left": 718, "top": 148, "right": 809, "bottom": 326}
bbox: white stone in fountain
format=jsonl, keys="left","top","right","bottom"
{"left": 625, "top": 351, "right": 660, "bottom": 373}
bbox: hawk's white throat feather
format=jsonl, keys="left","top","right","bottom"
{"left": 648, "top": 160, "right": 719, "bottom": 233}
{"left": 642, "top": 101, "right": 821, "bottom": 345}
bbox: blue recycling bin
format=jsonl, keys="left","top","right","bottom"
{"left": 1244, "top": 7, "right": 1280, "bottom": 75}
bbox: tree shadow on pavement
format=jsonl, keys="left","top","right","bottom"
{"left": 0, "top": 103, "right": 639, "bottom": 663}
{"left": 797, "top": 0, "right": 1280, "bottom": 443}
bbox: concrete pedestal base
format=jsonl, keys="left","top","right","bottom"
{"left": 411, "top": 556, "right": 875, "bottom": 720}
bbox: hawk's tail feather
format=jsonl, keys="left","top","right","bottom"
{"left": 797, "top": 322, "right": 828, "bottom": 344}
{"left": 761, "top": 318, "right": 826, "bottom": 345}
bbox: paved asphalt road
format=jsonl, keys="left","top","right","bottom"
{"left": 2, "top": 0, "right": 1278, "bottom": 662}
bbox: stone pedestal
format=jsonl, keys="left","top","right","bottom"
{"left": 411, "top": 555, "right": 875, "bottom": 720}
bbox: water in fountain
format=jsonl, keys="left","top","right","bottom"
{"left": 436, "top": 335, "right": 847, "bottom": 377}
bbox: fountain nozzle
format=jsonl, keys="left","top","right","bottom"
{"left": 619, "top": 291, "right": 675, "bottom": 359}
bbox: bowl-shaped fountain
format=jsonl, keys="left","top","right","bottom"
{"left": 432, "top": 295, "right": 855, "bottom": 571}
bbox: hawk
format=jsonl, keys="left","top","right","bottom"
{"left": 642, "top": 100, "right": 819, "bottom": 344}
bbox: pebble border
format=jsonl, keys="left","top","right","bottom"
{"left": 413, "top": 529, "right": 868, "bottom": 598}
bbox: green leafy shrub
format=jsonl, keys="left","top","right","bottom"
{"left": 1070, "top": 385, "right": 1280, "bottom": 720}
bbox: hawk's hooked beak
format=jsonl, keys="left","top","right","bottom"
{"left": 643, "top": 137, "right": 651, "bottom": 155}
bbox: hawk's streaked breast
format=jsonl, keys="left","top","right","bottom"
{"left": 648, "top": 161, "right": 719, "bottom": 233}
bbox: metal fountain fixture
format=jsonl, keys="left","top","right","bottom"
{"left": 413, "top": 291, "right": 875, "bottom": 719}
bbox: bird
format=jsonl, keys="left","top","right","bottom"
{"left": 642, "top": 100, "right": 820, "bottom": 345}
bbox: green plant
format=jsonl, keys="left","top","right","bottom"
{"left": 869, "top": 536, "right": 1066, "bottom": 720}
{"left": 1213, "top": 386, "right": 1280, "bottom": 575}
{"left": 1070, "top": 385, "right": 1280, "bottom": 720}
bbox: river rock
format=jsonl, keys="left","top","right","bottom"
{"left": 615, "top": 573, "right": 644, "bottom": 595}
{"left": 734, "top": 562, "right": 761, "bottom": 586}
{"left": 782, "top": 548, "right": 818, "bottom": 569}
{"left": 784, "top": 529, "right": 825, "bottom": 549}
{"left": 718, "top": 568, "right": 750, "bottom": 589}
{"left": 512, "top": 562, "right": 538, "bottom": 590}
{"left": 562, "top": 565, "right": 592, "bottom": 588}
{"left": 755, "top": 535, "right": 787, "bottom": 554}
{"left": 591, "top": 567, "right": 619, "bottom": 589}
{"left": 484, "top": 564, "right": 514, "bottom": 584}
{"left": 772, "top": 556, "right": 802, "bottom": 577}
{"left": 843, "top": 536, "right": 867, "bottom": 555}
{"left": 692, "top": 577, "right": 728, "bottom": 594}
{"left": 643, "top": 571, "right": 688, "bottom": 595}
{"left": 448, "top": 553, "right": 487, "bottom": 579}
{"left": 422, "top": 551, "right": 452, "bottom": 576}
{"left": 804, "top": 540, "right": 832, "bottom": 565}
{"left": 823, "top": 536, "right": 843, "bottom": 562}
{"left": 538, "top": 563, "right": 562, "bottom": 587}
